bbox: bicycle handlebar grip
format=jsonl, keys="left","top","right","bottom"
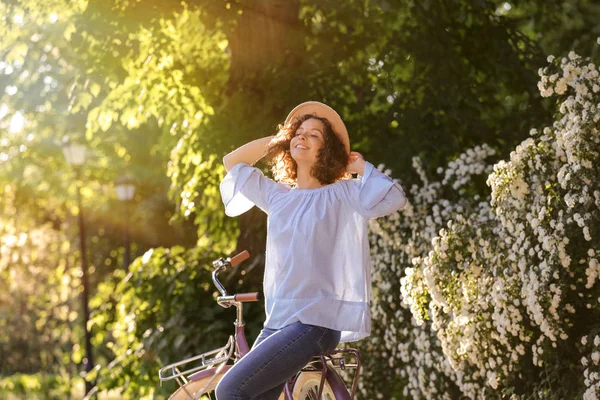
{"left": 234, "top": 292, "right": 260, "bottom": 302}
{"left": 230, "top": 250, "right": 250, "bottom": 267}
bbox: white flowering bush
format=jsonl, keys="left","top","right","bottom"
{"left": 359, "top": 42, "right": 600, "bottom": 399}
{"left": 359, "top": 145, "right": 498, "bottom": 399}
{"left": 581, "top": 334, "right": 600, "bottom": 400}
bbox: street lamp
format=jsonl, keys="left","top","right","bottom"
{"left": 62, "top": 143, "right": 94, "bottom": 396}
{"left": 115, "top": 175, "right": 135, "bottom": 268}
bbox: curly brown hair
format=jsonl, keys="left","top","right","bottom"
{"left": 264, "top": 114, "right": 350, "bottom": 186}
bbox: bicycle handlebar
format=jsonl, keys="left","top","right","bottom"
{"left": 230, "top": 250, "right": 250, "bottom": 267}
{"left": 212, "top": 250, "right": 253, "bottom": 300}
{"left": 235, "top": 292, "right": 260, "bottom": 302}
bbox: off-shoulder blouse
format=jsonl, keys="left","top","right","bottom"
{"left": 220, "top": 161, "right": 407, "bottom": 342}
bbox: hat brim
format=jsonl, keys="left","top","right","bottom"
{"left": 284, "top": 101, "right": 350, "bottom": 154}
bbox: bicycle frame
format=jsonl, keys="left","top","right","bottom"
{"left": 158, "top": 251, "right": 361, "bottom": 400}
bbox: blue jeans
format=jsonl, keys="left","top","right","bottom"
{"left": 215, "top": 321, "right": 341, "bottom": 400}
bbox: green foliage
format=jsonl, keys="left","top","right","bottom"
{"left": 0, "top": 184, "right": 80, "bottom": 397}
{"left": 0, "top": 373, "right": 72, "bottom": 399}
{"left": 89, "top": 245, "right": 264, "bottom": 397}
{"left": 0, "top": 0, "right": 203, "bottom": 391}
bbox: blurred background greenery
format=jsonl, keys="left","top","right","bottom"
{"left": 0, "top": 0, "right": 599, "bottom": 398}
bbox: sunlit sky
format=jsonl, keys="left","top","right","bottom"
{"left": 9, "top": 112, "right": 25, "bottom": 133}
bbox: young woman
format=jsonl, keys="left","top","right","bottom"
{"left": 216, "top": 101, "right": 407, "bottom": 399}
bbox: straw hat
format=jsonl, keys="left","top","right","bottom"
{"left": 284, "top": 101, "right": 350, "bottom": 154}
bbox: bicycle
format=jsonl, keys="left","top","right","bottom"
{"left": 158, "top": 250, "right": 361, "bottom": 400}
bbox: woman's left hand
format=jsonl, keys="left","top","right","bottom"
{"left": 347, "top": 151, "right": 366, "bottom": 175}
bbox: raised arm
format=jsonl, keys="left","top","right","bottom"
{"left": 223, "top": 136, "right": 275, "bottom": 172}
{"left": 345, "top": 153, "right": 408, "bottom": 219}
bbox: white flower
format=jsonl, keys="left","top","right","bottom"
{"left": 583, "top": 226, "right": 591, "bottom": 241}
{"left": 487, "top": 371, "right": 499, "bottom": 389}
{"left": 555, "top": 79, "right": 568, "bottom": 95}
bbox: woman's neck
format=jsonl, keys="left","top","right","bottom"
{"left": 295, "top": 164, "right": 324, "bottom": 189}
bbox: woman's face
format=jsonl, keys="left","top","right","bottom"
{"left": 289, "top": 118, "right": 325, "bottom": 166}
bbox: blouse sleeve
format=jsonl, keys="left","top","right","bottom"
{"left": 348, "top": 161, "right": 408, "bottom": 219}
{"left": 219, "top": 162, "right": 278, "bottom": 216}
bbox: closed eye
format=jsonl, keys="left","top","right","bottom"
{"left": 295, "top": 129, "right": 322, "bottom": 139}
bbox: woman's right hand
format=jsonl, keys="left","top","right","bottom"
{"left": 223, "top": 136, "right": 276, "bottom": 171}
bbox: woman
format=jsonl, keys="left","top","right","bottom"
{"left": 216, "top": 101, "right": 407, "bottom": 399}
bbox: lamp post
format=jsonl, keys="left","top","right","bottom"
{"left": 62, "top": 143, "right": 94, "bottom": 396}
{"left": 115, "top": 175, "right": 135, "bottom": 268}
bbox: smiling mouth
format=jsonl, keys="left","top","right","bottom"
{"left": 295, "top": 145, "right": 309, "bottom": 150}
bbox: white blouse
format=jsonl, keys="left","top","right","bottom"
{"left": 219, "top": 161, "right": 407, "bottom": 342}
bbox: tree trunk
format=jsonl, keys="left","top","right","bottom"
{"left": 225, "top": 0, "right": 304, "bottom": 283}
{"left": 228, "top": 0, "right": 302, "bottom": 90}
